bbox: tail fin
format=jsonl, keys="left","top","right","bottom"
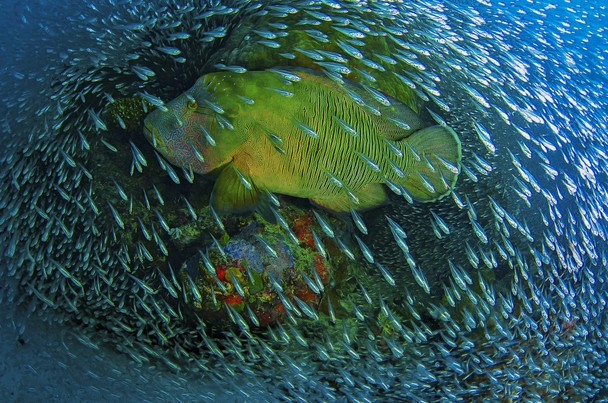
{"left": 399, "top": 125, "right": 461, "bottom": 202}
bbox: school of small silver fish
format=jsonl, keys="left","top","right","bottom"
{"left": 0, "top": 0, "right": 606, "bottom": 401}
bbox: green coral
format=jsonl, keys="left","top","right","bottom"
{"left": 104, "top": 97, "right": 153, "bottom": 133}
{"left": 244, "top": 266, "right": 264, "bottom": 294}
{"left": 170, "top": 219, "right": 204, "bottom": 243}
{"left": 376, "top": 309, "right": 403, "bottom": 338}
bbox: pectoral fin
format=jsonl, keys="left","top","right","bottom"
{"left": 210, "top": 164, "right": 261, "bottom": 215}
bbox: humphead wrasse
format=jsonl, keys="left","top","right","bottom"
{"left": 143, "top": 69, "right": 461, "bottom": 215}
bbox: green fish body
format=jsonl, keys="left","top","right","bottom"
{"left": 144, "top": 69, "right": 461, "bottom": 214}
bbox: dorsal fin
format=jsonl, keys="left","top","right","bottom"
{"left": 287, "top": 67, "right": 426, "bottom": 140}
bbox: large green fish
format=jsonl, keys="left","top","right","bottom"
{"left": 143, "top": 69, "right": 461, "bottom": 215}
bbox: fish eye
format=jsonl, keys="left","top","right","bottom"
{"left": 187, "top": 99, "right": 198, "bottom": 110}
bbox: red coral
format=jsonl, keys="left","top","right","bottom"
{"left": 215, "top": 264, "right": 227, "bottom": 282}
{"left": 256, "top": 311, "right": 273, "bottom": 327}
{"left": 296, "top": 288, "right": 320, "bottom": 306}
{"left": 313, "top": 253, "right": 329, "bottom": 285}
{"left": 275, "top": 301, "right": 286, "bottom": 316}
{"left": 255, "top": 302, "right": 285, "bottom": 326}
{"left": 291, "top": 212, "right": 315, "bottom": 248}
{"left": 224, "top": 294, "right": 242, "bottom": 305}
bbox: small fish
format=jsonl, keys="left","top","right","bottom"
{"left": 311, "top": 229, "right": 328, "bottom": 259}
{"left": 233, "top": 166, "right": 252, "bottom": 190}
{"left": 115, "top": 113, "right": 127, "bottom": 130}
{"left": 323, "top": 169, "right": 343, "bottom": 188}
{"left": 112, "top": 179, "right": 128, "bottom": 202}
{"left": 278, "top": 51, "right": 296, "bottom": 59}
{"left": 299, "top": 269, "right": 321, "bottom": 294}
{"left": 315, "top": 50, "right": 348, "bottom": 64}
{"left": 277, "top": 291, "right": 297, "bottom": 315}
{"left": 293, "top": 118, "right": 319, "bottom": 139}
{"left": 383, "top": 139, "right": 403, "bottom": 158}
{"left": 292, "top": 296, "right": 319, "bottom": 321}
{"left": 355, "top": 151, "right": 381, "bottom": 173}
{"left": 157, "top": 267, "right": 178, "bottom": 299}
{"left": 461, "top": 83, "right": 490, "bottom": 108}
{"left": 311, "top": 267, "right": 324, "bottom": 292}
{"left": 431, "top": 211, "right": 450, "bottom": 235}
{"left": 154, "top": 208, "right": 171, "bottom": 233}
{"left": 314, "top": 61, "right": 351, "bottom": 75}
{"left": 151, "top": 184, "right": 165, "bottom": 206}
{"left": 156, "top": 46, "right": 182, "bottom": 56}
{"left": 362, "top": 84, "right": 391, "bottom": 106}
{"left": 138, "top": 242, "right": 153, "bottom": 262}
{"left": 336, "top": 238, "right": 355, "bottom": 261}
{"left": 254, "top": 234, "right": 278, "bottom": 258}
{"left": 449, "top": 260, "right": 469, "bottom": 291}
{"left": 257, "top": 39, "right": 281, "bottom": 49}
{"left": 131, "top": 65, "right": 155, "bottom": 80}
{"left": 471, "top": 219, "right": 489, "bottom": 244}
{"left": 138, "top": 91, "right": 168, "bottom": 112}
{"left": 377, "top": 263, "right": 395, "bottom": 286}
{"left": 336, "top": 39, "right": 363, "bottom": 59}
{"left": 185, "top": 275, "right": 202, "bottom": 303}
{"left": 473, "top": 121, "right": 497, "bottom": 154}
{"left": 168, "top": 32, "right": 190, "bottom": 41}
{"left": 129, "top": 274, "right": 157, "bottom": 295}
{"left": 182, "top": 165, "right": 195, "bottom": 184}
{"left": 417, "top": 171, "right": 436, "bottom": 193}
{"left": 465, "top": 241, "right": 479, "bottom": 268}
{"left": 78, "top": 131, "right": 90, "bottom": 150}
{"left": 181, "top": 197, "right": 197, "bottom": 220}
{"left": 209, "top": 205, "right": 225, "bottom": 231}
{"left": 107, "top": 202, "right": 124, "bottom": 229}
{"left": 355, "top": 68, "right": 377, "bottom": 83}
{"left": 393, "top": 72, "right": 417, "bottom": 89}
{"left": 333, "top": 115, "right": 359, "bottom": 137}
{"left": 270, "top": 207, "right": 299, "bottom": 244}
{"left": 129, "top": 141, "right": 148, "bottom": 167}
{"left": 228, "top": 273, "right": 245, "bottom": 298}
{"left": 313, "top": 210, "right": 335, "bottom": 238}
{"left": 350, "top": 206, "right": 368, "bottom": 234}
{"left": 88, "top": 109, "right": 107, "bottom": 131}
{"left": 410, "top": 264, "right": 431, "bottom": 294}
{"left": 355, "top": 235, "right": 374, "bottom": 263}
{"left": 267, "top": 67, "right": 302, "bottom": 82}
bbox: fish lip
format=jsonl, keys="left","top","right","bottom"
{"left": 143, "top": 124, "right": 156, "bottom": 146}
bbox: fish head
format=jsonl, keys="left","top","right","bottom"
{"left": 143, "top": 79, "right": 219, "bottom": 174}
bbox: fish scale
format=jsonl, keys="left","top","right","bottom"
{"left": 146, "top": 69, "right": 461, "bottom": 213}
{"left": 289, "top": 85, "right": 383, "bottom": 195}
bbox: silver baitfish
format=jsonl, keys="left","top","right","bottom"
{"left": 0, "top": 1, "right": 606, "bottom": 402}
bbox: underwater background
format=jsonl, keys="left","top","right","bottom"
{"left": 0, "top": 0, "right": 607, "bottom": 401}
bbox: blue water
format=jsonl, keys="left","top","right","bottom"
{"left": 0, "top": 0, "right": 606, "bottom": 401}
